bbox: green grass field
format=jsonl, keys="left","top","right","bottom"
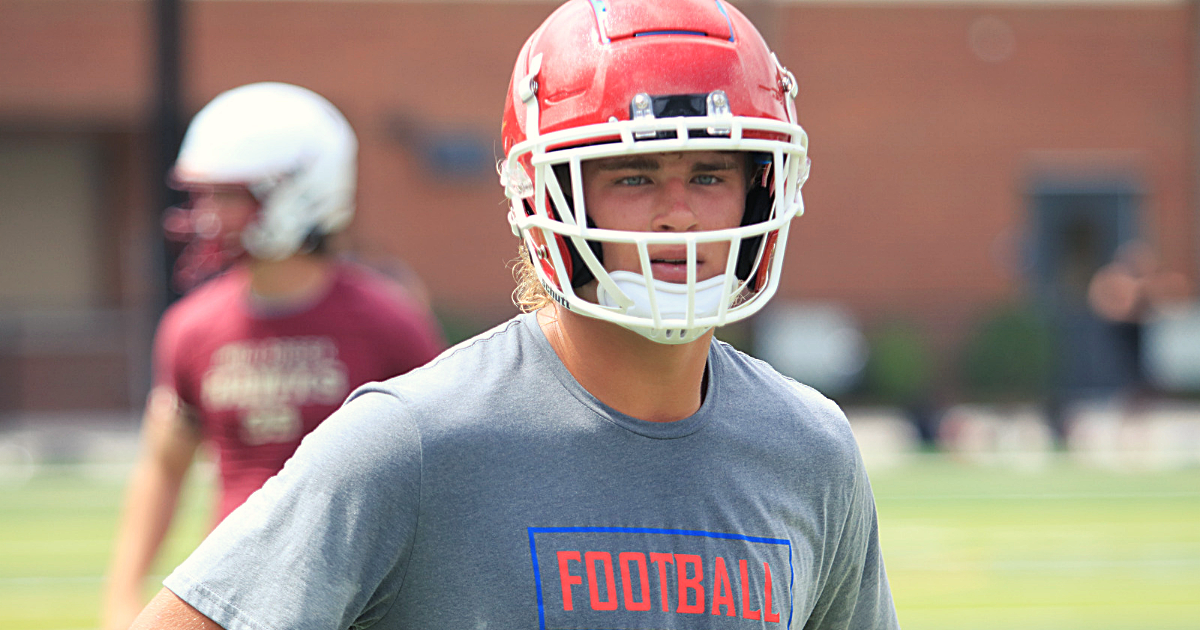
{"left": 0, "top": 466, "right": 212, "bottom": 630}
{"left": 1, "top": 455, "right": 1197, "bottom": 629}
{"left": 873, "top": 456, "right": 1200, "bottom": 630}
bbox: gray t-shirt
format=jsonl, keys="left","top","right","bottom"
{"left": 165, "top": 312, "right": 898, "bottom": 630}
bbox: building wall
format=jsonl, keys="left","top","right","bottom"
{"left": 779, "top": 4, "right": 1193, "bottom": 347}
{"left": 0, "top": 0, "right": 1194, "bottom": 409}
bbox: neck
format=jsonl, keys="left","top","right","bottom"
{"left": 537, "top": 305, "right": 712, "bottom": 423}
{"left": 245, "top": 254, "right": 336, "bottom": 302}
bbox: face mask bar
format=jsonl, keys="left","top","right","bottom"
{"left": 505, "top": 113, "right": 809, "bottom": 342}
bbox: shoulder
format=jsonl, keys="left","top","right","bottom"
{"left": 711, "top": 339, "right": 844, "bottom": 415}
{"left": 372, "top": 316, "right": 527, "bottom": 391}
{"left": 711, "top": 338, "right": 860, "bottom": 458}
{"left": 334, "top": 314, "right": 563, "bottom": 471}
{"left": 156, "top": 270, "right": 246, "bottom": 341}
{"left": 347, "top": 316, "right": 535, "bottom": 426}
{"left": 296, "top": 387, "right": 425, "bottom": 473}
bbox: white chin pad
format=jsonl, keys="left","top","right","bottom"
{"left": 597, "top": 271, "right": 728, "bottom": 321}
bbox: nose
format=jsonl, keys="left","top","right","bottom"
{"left": 652, "top": 179, "right": 698, "bottom": 232}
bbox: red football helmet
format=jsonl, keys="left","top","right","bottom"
{"left": 500, "top": 0, "right": 810, "bottom": 344}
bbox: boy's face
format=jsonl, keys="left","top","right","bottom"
{"left": 186, "top": 184, "right": 259, "bottom": 253}
{"left": 579, "top": 151, "right": 747, "bottom": 285}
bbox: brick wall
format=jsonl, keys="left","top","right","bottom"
{"left": 0, "top": 0, "right": 1194, "bottom": 399}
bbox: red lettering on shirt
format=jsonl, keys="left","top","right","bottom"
{"left": 585, "top": 551, "right": 618, "bottom": 611}
{"left": 550, "top": 548, "right": 786, "bottom": 623}
{"left": 739, "top": 559, "right": 761, "bottom": 620}
{"left": 619, "top": 552, "right": 652, "bottom": 612}
{"left": 675, "top": 554, "right": 705, "bottom": 614}
{"left": 557, "top": 551, "right": 582, "bottom": 611}
{"left": 711, "top": 556, "right": 735, "bottom": 616}
{"left": 649, "top": 552, "right": 675, "bottom": 612}
{"left": 763, "top": 561, "right": 781, "bottom": 623}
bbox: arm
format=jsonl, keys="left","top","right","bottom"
{"left": 159, "top": 391, "right": 421, "bottom": 629}
{"left": 803, "top": 459, "right": 899, "bottom": 630}
{"left": 103, "top": 387, "right": 202, "bottom": 630}
{"left": 130, "top": 588, "right": 224, "bottom": 630}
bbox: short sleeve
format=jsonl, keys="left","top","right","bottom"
{"left": 150, "top": 304, "right": 196, "bottom": 407}
{"left": 802, "top": 452, "right": 900, "bottom": 630}
{"left": 164, "top": 389, "right": 422, "bottom": 630}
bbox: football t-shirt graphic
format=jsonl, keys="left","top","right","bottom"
{"left": 200, "top": 337, "right": 348, "bottom": 444}
{"left": 529, "top": 526, "right": 792, "bottom": 630}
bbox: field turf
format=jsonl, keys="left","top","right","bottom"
{"left": 872, "top": 455, "right": 1200, "bottom": 629}
{"left": 1, "top": 455, "right": 1197, "bottom": 629}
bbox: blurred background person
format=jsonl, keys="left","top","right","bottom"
{"left": 101, "top": 82, "right": 445, "bottom": 630}
{"left": 1088, "top": 239, "right": 1191, "bottom": 398}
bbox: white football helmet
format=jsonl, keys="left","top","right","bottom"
{"left": 501, "top": 0, "right": 810, "bottom": 344}
{"left": 172, "top": 82, "right": 357, "bottom": 262}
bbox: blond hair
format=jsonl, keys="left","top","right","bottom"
{"left": 510, "top": 243, "right": 554, "bottom": 313}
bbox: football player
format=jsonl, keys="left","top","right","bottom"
{"left": 131, "top": 4, "right": 897, "bottom": 629}
{"left": 104, "top": 82, "right": 444, "bottom": 630}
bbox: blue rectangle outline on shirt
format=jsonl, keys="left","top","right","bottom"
{"left": 527, "top": 526, "right": 794, "bottom": 630}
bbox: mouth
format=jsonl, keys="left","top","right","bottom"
{"left": 648, "top": 255, "right": 698, "bottom": 282}
{"left": 647, "top": 247, "right": 693, "bottom": 265}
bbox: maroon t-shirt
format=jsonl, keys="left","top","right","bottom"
{"left": 151, "top": 261, "right": 445, "bottom": 523}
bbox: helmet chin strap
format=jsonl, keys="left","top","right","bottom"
{"left": 595, "top": 271, "right": 728, "bottom": 344}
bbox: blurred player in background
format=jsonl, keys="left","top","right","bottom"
{"left": 1087, "top": 239, "right": 1191, "bottom": 398}
{"left": 103, "top": 82, "right": 445, "bottom": 630}
{"left": 131, "top": 2, "right": 897, "bottom": 628}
